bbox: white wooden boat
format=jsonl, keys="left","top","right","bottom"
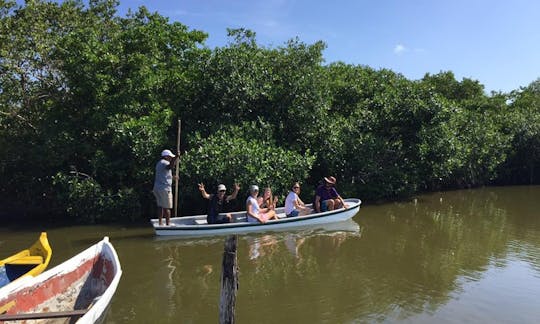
{"left": 151, "top": 198, "right": 361, "bottom": 237}
{"left": 0, "top": 237, "right": 122, "bottom": 323}
{"left": 154, "top": 218, "right": 362, "bottom": 245}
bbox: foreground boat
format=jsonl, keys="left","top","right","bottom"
{"left": 152, "top": 198, "right": 361, "bottom": 237}
{"left": 0, "top": 237, "right": 122, "bottom": 323}
{"left": 0, "top": 232, "right": 52, "bottom": 290}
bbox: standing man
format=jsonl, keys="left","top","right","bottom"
{"left": 198, "top": 183, "right": 241, "bottom": 224}
{"left": 153, "top": 149, "right": 179, "bottom": 226}
{"left": 314, "top": 176, "right": 348, "bottom": 213}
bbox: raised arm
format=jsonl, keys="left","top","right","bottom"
{"left": 198, "top": 183, "right": 211, "bottom": 200}
{"left": 227, "top": 183, "right": 240, "bottom": 202}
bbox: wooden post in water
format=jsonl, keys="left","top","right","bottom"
{"left": 219, "top": 235, "right": 238, "bottom": 324}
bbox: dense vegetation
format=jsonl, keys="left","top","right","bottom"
{"left": 1, "top": 0, "right": 539, "bottom": 223}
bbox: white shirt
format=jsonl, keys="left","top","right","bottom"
{"left": 285, "top": 191, "right": 298, "bottom": 215}
{"left": 246, "top": 196, "right": 260, "bottom": 223}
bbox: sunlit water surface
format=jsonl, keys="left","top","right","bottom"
{"left": 1, "top": 186, "right": 539, "bottom": 323}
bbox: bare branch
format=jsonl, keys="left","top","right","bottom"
{"left": 0, "top": 110, "right": 37, "bottom": 131}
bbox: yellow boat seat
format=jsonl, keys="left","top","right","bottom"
{"left": 7, "top": 256, "right": 43, "bottom": 265}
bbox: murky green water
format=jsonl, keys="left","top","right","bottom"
{"left": 1, "top": 186, "right": 540, "bottom": 323}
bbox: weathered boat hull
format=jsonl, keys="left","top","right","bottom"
{"left": 0, "top": 237, "right": 122, "bottom": 324}
{"left": 152, "top": 198, "right": 361, "bottom": 237}
{"left": 0, "top": 232, "right": 52, "bottom": 290}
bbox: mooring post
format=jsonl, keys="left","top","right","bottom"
{"left": 219, "top": 235, "right": 238, "bottom": 324}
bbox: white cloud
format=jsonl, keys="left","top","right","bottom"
{"left": 394, "top": 44, "right": 407, "bottom": 54}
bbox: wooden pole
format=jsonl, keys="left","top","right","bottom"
{"left": 219, "top": 235, "right": 238, "bottom": 324}
{"left": 174, "top": 119, "right": 181, "bottom": 217}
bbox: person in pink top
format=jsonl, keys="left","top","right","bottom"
{"left": 246, "top": 185, "right": 278, "bottom": 223}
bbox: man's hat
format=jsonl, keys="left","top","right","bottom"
{"left": 324, "top": 176, "right": 336, "bottom": 185}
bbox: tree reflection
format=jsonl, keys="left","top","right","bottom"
{"left": 236, "top": 187, "right": 540, "bottom": 323}
{"left": 124, "top": 188, "right": 540, "bottom": 323}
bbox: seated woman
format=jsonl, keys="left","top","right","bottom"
{"left": 284, "top": 182, "right": 312, "bottom": 217}
{"left": 246, "top": 185, "right": 279, "bottom": 223}
{"left": 258, "top": 187, "right": 278, "bottom": 210}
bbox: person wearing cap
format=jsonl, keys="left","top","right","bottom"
{"left": 198, "top": 182, "right": 240, "bottom": 224}
{"left": 246, "top": 185, "right": 279, "bottom": 223}
{"left": 314, "top": 176, "right": 348, "bottom": 213}
{"left": 153, "top": 149, "right": 179, "bottom": 226}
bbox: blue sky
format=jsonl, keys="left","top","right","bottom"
{"left": 117, "top": 1, "right": 539, "bottom": 93}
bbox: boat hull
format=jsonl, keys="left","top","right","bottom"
{"left": 152, "top": 198, "right": 361, "bottom": 237}
{"left": 0, "top": 232, "right": 52, "bottom": 290}
{"left": 0, "top": 237, "right": 122, "bottom": 324}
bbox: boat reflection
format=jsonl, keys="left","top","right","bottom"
{"left": 144, "top": 218, "right": 361, "bottom": 321}
{"left": 244, "top": 219, "right": 361, "bottom": 262}
{"left": 153, "top": 218, "right": 361, "bottom": 247}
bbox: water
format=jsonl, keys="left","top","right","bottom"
{"left": 1, "top": 186, "right": 539, "bottom": 323}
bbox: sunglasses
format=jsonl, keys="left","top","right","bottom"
{"left": 293, "top": 186, "right": 300, "bottom": 189}
{"left": 219, "top": 190, "right": 226, "bottom": 193}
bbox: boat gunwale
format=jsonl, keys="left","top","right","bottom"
{"left": 153, "top": 198, "right": 361, "bottom": 232}
{"left": 0, "top": 232, "right": 52, "bottom": 289}
{"left": 0, "top": 237, "right": 122, "bottom": 323}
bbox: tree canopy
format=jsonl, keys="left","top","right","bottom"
{"left": 1, "top": 0, "right": 538, "bottom": 223}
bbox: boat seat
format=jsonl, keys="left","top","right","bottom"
{"left": 233, "top": 215, "right": 247, "bottom": 222}
{"left": 8, "top": 256, "right": 43, "bottom": 265}
{"left": 195, "top": 219, "right": 207, "bottom": 225}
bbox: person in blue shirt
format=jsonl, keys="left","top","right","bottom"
{"left": 153, "top": 149, "right": 178, "bottom": 226}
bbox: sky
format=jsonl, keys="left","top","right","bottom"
{"left": 115, "top": 0, "right": 539, "bottom": 93}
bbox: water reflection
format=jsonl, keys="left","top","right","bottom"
{"left": 247, "top": 235, "right": 279, "bottom": 261}
{"left": 3, "top": 186, "right": 540, "bottom": 323}
{"left": 130, "top": 219, "right": 361, "bottom": 323}
{"left": 234, "top": 187, "right": 540, "bottom": 323}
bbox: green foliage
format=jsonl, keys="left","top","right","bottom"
{"left": 422, "top": 71, "right": 485, "bottom": 101}
{"left": 184, "top": 29, "right": 328, "bottom": 152}
{"left": 52, "top": 172, "right": 140, "bottom": 223}
{"left": 179, "top": 123, "right": 315, "bottom": 214}
{"left": 0, "top": 0, "right": 539, "bottom": 223}
{"left": 497, "top": 79, "right": 540, "bottom": 184}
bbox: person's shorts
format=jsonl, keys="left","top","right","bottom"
{"left": 321, "top": 200, "right": 329, "bottom": 212}
{"left": 286, "top": 210, "right": 300, "bottom": 217}
{"left": 208, "top": 214, "right": 230, "bottom": 224}
{"left": 153, "top": 189, "right": 173, "bottom": 209}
